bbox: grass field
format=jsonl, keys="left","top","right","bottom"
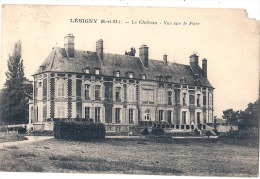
{"left": 0, "top": 136, "right": 258, "bottom": 177}
{"left": 0, "top": 132, "right": 27, "bottom": 143}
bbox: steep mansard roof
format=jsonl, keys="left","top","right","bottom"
{"left": 35, "top": 47, "right": 213, "bottom": 88}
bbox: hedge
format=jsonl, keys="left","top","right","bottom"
{"left": 53, "top": 121, "right": 105, "bottom": 141}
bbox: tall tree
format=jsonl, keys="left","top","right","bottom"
{"left": 0, "top": 41, "right": 33, "bottom": 124}
{"left": 222, "top": 109, "right": 240, "bottom": 125}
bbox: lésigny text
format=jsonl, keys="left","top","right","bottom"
{"left": 70, "top": 18, "right": 98, "bottom": 23}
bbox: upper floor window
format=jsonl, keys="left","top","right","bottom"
{"left": 143, "top": 89, "right": 154, "bottom": 103}
{"left": 129, "top": 72, "right": 133, "bottom": 79}
{"left": 203, "top": 95, "right": 207, "bottom": 106}
{"left": 95, "top": 85, "right": 101, "bottom": 100}
{"left": 85, "top": 84, "right": 90, "bottom": 100}
{"left": 95, "top": 69, "right": 100, "bottom": 75}
{"left": 115, "top": 87, "right": 121, "bottom": 102}
{"left": 116, "top": 71, "right": 120, "bottom": 77}
{"left": 128, "top": 87, "right": 135, "bottom": 102}
{"left": 158, "top": 90, "right": 164, "bottom": 104}
{"left": 57, "top": 81, "right": 65, "bottom": 98}
{"left": 84, "top": 68, "right": 90, "bottom": 74}
{"left": 167, "top": 91, "right": 172, "bottom": 105}
{"left": 183, "top": 93, "right": 187, "bottom": 106}
{"left": 197, "top": 94, "right": 201, "bottom": 107}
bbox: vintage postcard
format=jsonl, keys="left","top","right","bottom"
{"left": 0, "top": 4, "right": 259, "bottom": 178}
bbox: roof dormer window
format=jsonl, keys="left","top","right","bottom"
{"left": 40, "top": 65, "right": 46, "bottom": 72}
{"left": 84, "top": 68, "right": 90, "bottom": 74}
{"left": 116, "top": 71, "right": 120, "bottom": 77}
{"left": 95, "top": 69, "right": 100, "bottom": 75}
{"left": 129, "top": 72, "right": 133, "bottom": 79}
{"left": 142, "top": 74, "right": 146, "bottom": 80}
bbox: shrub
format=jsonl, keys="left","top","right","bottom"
{"left": 53, "top": 121, "right": 105, "bottom": 141}
{"left": 17, "top": 126, "right": 27, "bottom": 134}
{"left": 151, "top": 128, "right": 165, "bottom": 136}
{"left": 206, "top": 130, "right": 212, "bottom": 138}
{"left": 142, "top": 128, "right": 150, "bottom": 135}
{"left": 194, "top": 128, "right": 200, "bottom": 136}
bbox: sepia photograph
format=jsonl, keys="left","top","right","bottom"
{"left": 0, "top": 2, "right": 259, "bottom": 178}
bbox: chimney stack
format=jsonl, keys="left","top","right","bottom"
{"left": 202, "top": 58, "right": 207, "bottom": 78}
{"left": 163, "top": 54, "right": 168, "bottom": 65}
{"left": 139, "top": 45, "right": 149, "bottom": 68}
{"left": 64, "top": 33, "right": 75, "bottom": 58}
{"left": 189, "top": 53, "right": 199, "bottom": 75}
{"left": 96, "top": 39, "right": 104, "bottom": 60}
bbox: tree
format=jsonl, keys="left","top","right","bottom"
{"left": 239, "top": 98, "right": 259, "bottom": 130}
{"left": 0, "top": 41, "right": 33, "bottom": 124}
{"left": 125, "top": 47, "right": 136, "bottom": 56}
{"left": 222, "top": 109, "right": 240, "bottom": 125}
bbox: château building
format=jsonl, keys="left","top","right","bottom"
{"left": 29, "top": 34, "right": 214, "bottom": 131}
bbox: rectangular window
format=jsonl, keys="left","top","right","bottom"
{"left": 203, "top": 95, "right": 207, "bottom": 106}
{"left": 158, "top": 90, "right": 164, "bottom": 104}
{"left": 115, "top": 87, "right": 121, "bottom": 102}
{"left": 95, "top": 85, "right": 101, "bottom": 100}
{"left": 182, "top": 111, "right": 186, "bottom": 124}
{"left": 129, "top": 109, "right": 134, "bottom": 124}
{"left": 167, "top": 110, "right": 172, "bottom": 123}
{"left": 129, "top": 72, "right": 133, "bottom": 79}
{"left": 168, "top": 91, "right": 172, "bottom": 105}
{"left": 105, "top": 84, "right": 113, "bottom": 99}
{"left": 142, "top": 89, "right": 154, "bottom": 103}
{"left": 57, "top": 105, "right": 65, "bottom": 118}
{"left": 95, "top": 107, "right": 100, "bottom": 123}
{"left": 189, "top": 94, "right": 195, "bottom": 105}
{"left": 128, "top": 88, "right": 135, "bottom": 102}
{"left": 115, "top": 108, "right": 121, "bottom": 123}
{"left": 85, "top": 84, "right": 90, "bottom": 100}
{"left": 197, "top": 94, "right": 201, "bottom": 107}
{"left": 183, "top": 93, "right": 186, "bottom": 106}
{"left": 159, "top": 110, "right": 164, "bottom": 122}
{"left": 95, "top": 69, "right": 100, "bottom": 75}
{"left": 57, "top": 82, "right": 65, "bottom": 98}
{"left": 85, "top": 107, "right": 90, "bottom": 119}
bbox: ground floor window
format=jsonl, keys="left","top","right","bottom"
{"left": 115, "top": 108, "right": 121, "bottom": 123}
{"left": 144, "top": 109, "right": 150, "bottom": 121}
{"left": 167, "top": 110, "right": 172, "bottom": 123}
{"left": 159, "top": 110, "right": 164, "bottom": 122}
{"left": 197, "top": 112, "right": 201, "bottom": 124}
{"left": 95, "top": 107, "right": 101, "bottom": 123}
{"left": 57, "top": 105, "right": 66, "bottom": 118}
{"left": 129, "top": 109, "right": 134, "bottom": 124}
{"left": 182, "top": 111, "right": 187, "bottom": 124}
{"left": 85, "top": 107, "right": 90, "bottom": 119}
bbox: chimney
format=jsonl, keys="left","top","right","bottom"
{"left": 139, "top": 45, "right": 149, "bottom": 68}
{"left": 64, "top": 33, "right": 75, "bottom": 58}
{"left": 202, "top": 58, "right": 207, "bottom": 78}
{"left": 189, "top": 53, "right": 199, "bottom": 75}
{"left": 96, "top": 39, "right": 104, "bottom": 60}
{"left": 163, "top": 54, "right": 168, "bottom": 65}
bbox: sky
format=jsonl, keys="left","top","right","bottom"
{"left": 1, "top": 4, "right": 259, "bottom": 118}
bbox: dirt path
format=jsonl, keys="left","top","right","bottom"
{"left": 0, "top": 136, "right": 54, "bottom": 149}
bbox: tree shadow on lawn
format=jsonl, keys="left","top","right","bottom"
{"left": 49, "top": 154, "right": 183, "bottom": 175}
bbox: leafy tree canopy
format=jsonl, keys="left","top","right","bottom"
{"left": 0, "top": 41, "right": 33, "bottom": 124}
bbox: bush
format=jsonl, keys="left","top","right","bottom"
{"left": 54, "top": 121, "right": 105, "bottom": 141}
{"left": 151, "top": 128, "right": 165, "bottom": 136}
{"left": 141, "top": 128, "right": 150, "bottom": 135}
{"left": 194, "top": 128, "right": 200, "bottom": 136}
{"left": 18, "top": 126, "right": 27, "bottom": 134}
{"left": 206, "top": 130, "right": 211, "bottom": 138}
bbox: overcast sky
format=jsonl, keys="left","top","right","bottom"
{"left": 1, "top": 4, "right": 259, "bottom": 117}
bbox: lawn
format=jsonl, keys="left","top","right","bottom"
{"left": 0, "top": 137, "right": 258, "bottom": 177}
{"left": 0, "top": 132, "right": 27, "bottom": 143}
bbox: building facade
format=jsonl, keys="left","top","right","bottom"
{"left": 29, "top": 34, "right": 214, "bottom": 131}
